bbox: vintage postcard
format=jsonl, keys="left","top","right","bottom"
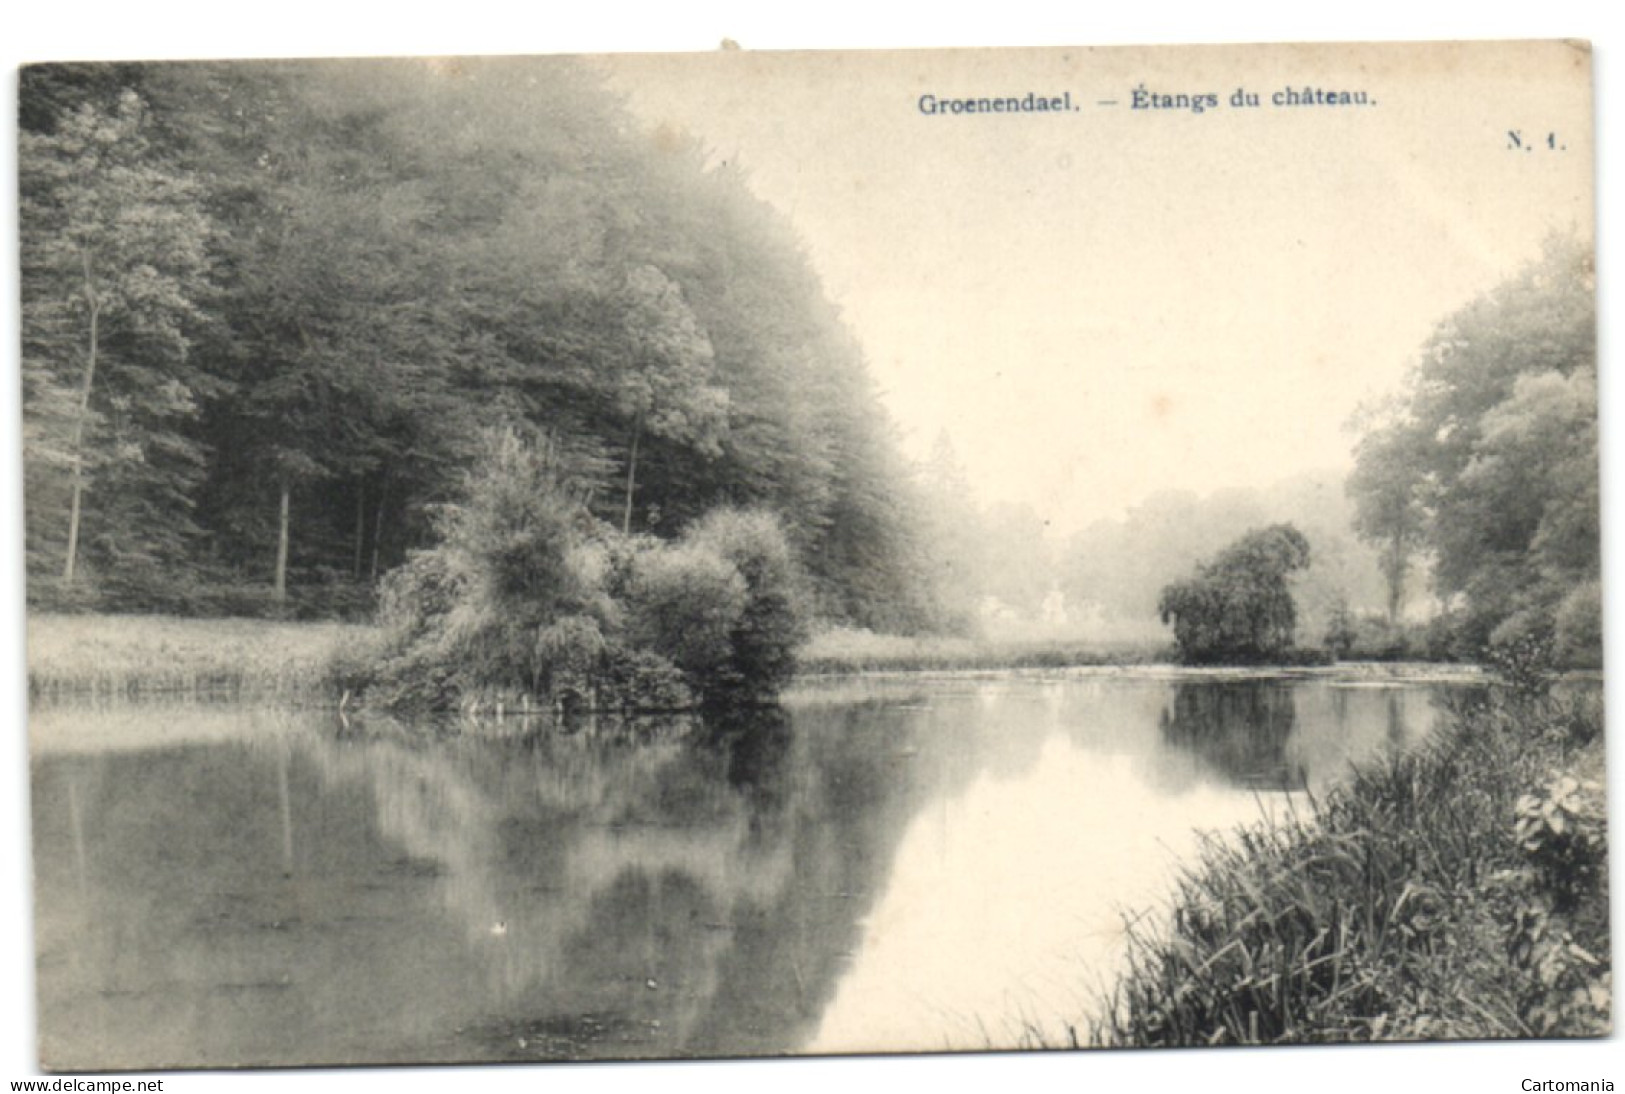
{"left": 16, "top": 40, "right": 1601, "bottom": 1073}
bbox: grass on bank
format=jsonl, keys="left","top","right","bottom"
{"left": 1089, "top": 685, "right": 1610, "bottom": 1046}
{"left": 24, "top": 613, "right": 1496, "bottom": 707}
{"left": 797, "top": 626, "right": 1164, "bottom": 675}
{"left": 26, "top": 612, "right": 378, "bottom": 702}
{"left": 25, "top": 616, "right": 1173, "bottom": 704}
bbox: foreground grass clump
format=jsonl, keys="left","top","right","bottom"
{"left": 797, "top": 627, "right": 1160, "bottom": 676}
{"left": 27, "top": 613, "right": 374, "bottom": 702}
{"left": 1095, "top": 685, "right": 1609, "bottom": 1045}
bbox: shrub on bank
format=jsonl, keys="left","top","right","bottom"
{"left": 351, "top": 429, "right": 807, "bottom": 714}
{"left": 1553, "top": 581, "right": 1604, "bottom": 670}
{"left": 625, "top": 543, "right": 748, "bottom": 686}
{"left": 684, "top": 508, "right": 809, "bottom": 701}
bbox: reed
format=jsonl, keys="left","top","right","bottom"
{"left": 796, "top": 626, "right": 1162, "bottom": 676}
{"left": 1093, "top": 688, "right": 1609, "bottom": 1045}
{"left": 26, "top": 613, "right": 379, "bottom": 703}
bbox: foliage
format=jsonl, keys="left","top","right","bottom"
{"left": 19, "top": 58, "right": 926, "bottom": 630}
{"left": 609, "top": 265, "right": 729, "bottom": 533}
{"left": 625, "top": 544, "right": 748, "bottom": 684}
{"left": 1157, "top": 524, "right": 1312, "bottom": 664}
{"left": 365, "top": 427, "right": 605, "bottom": 706}
{"left": 1347, "top": 423, "right": 1430, "bottom": 623}
{"left": 1322, "top": 600, "right": 1357, "bottom": 660}
{"left": 355, "top": 429, "right": 807, "bottom": 713}
{"left": 1095, "top": 689, "right": 1609, "bottom": 1046}
{"left": 682, "top": 509, "right": 810, "bottom": 702}
{"left": 1484, "top": 628, "right": 1558, "bottom": 701}
{"left": 1348, "top": 237, "right": 1598, "bottom": 665}
{"left": 1323, "top": 609, "right": 1456, "bottom": 663}
{"left": 1514, "top": 774, "right": 1607, "bottom": 913}
{"left": 1552, "top": 580, "right": 1603, "bottom": 670}
{"left": 611, "top": 511, "right": 808, "bottom": 707}
{"left": 19, "top": 87, "right": 216, "bottom": 586}
{"left": 1508, "top": 767, "right": 1610, "bottom": 1035}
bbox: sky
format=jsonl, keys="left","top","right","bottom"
{"left": 598, "top": 42, "right": 1594, "bottom": 534}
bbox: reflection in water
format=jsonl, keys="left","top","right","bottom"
{"left": 1159, "top": 683, "right": 1306, "bottom": 791}
{"left": 32, "top": 701, "right": 929, "bottom": 1069}
{"left": 31, "top": 675, "right": 1473, "bottom": 1069}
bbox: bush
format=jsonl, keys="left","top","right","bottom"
{"left": 596, "top": 645, "right": 694, "bottom": 712}
{"left": 1509, "top": 768, "right": 1611, "bottom": 1036}
{"left": 1332, "top": 612, "right": 1437, "bottom": 662}
{"left": 1322, "top": 604, "right": 1357, "bottom": 660}
{"left": 683, "top": 509, "right": 808, "bottom": 702}
{"left": 378, "top": 549, "right": 465, "bottom": 649}
{"left": 1514, "top": 774, "right": 1607, "bottom": 912}
{"left": 625, "top": 544, "right": 748, "bottom": 683}
{"left": 1553, "top": 581, "right": 1603, "bottom": 670}
{"left": 533, "top": 614, "right": 609, "bottom": 702}
{"left": 1485, "top": 627, "right": 1558, "bottom": 700}
{"left": 443, "top": 427, "right": 601, "bottom": 628}
{"left": 349, "top": 437, "right": 808, "bottom": 714}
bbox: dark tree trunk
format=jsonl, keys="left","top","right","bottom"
{"left": 64, "top": 251, "right": 101, "bottom": 583}
{"left": 370, "top": 475, "right": 388, "bottom": 582}
{"left": 274, "top": 481, "right": 290, "bottom": 602}
{"left": 1385, "top": 529, "right": 1407, "bottom": 625}
{"left": 621, "top": 421, "right": 642, "bottom": 536}
{"left": 352, "top": 480, "right": 366, "bottom": 580}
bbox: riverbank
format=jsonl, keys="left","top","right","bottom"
{"left": 25, "top": 613, "right": 375, "bottom": 703}
{"left": 1091, "top": 686, "right": 1610, "bottom": 1045}
{"left": 25, "top": 612, "right": 1609, "bottom": 1043}
{"left": 26, "top": 614, "right": 1491, "bottom": 703}
{"left": 795, "top": 626, "right": 1163, "bottom": 675}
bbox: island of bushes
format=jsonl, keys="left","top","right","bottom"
{"left": 338, "top": 428, "right": 807, "bottom": 716}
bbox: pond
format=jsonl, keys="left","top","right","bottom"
{"left": 30, "top": 671, "right": 1476, "bottom": 1069}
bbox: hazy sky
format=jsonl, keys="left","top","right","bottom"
{"left": 597, "top": 42, "right": 1593, "bottom": 534}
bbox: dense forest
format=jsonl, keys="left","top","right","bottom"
{"left": 17, "top": 60, "right": 1599, "bottom": 670}
{"left": 19, "top": 58, "right": 940, "bottom": 631}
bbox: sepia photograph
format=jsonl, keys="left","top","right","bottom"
{"left": 4, "top": 16, "right": 1614, "bottom": 1091}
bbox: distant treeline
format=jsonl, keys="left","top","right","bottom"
{"left": 1069, "top": 240, "right": 1599, "bottom": 668}
{"left": 19, "top": 58, "right": 942, "bottom": 631}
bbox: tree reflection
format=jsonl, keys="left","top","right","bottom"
{"left": 699, "top": 704, "right": 794, "bottom": 817}
{"left": 30, "top": 698, "right": 930, "bottom": 1067}
{"left": 1158, "top": 681, "right": 1307, "bottom": 791}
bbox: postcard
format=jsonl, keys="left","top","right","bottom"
{"left": 16, "top": 40, "right": 1601, "bottom": 1072}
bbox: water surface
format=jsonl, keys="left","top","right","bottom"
{"left": 31, "top": 672, "right": 1464, "bottom": 1069}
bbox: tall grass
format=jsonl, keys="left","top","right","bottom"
{"left": 1093, "top": 688, "right": 1609, "bottom": 1045}
{"left": 797, "top": 626, "right": 1163, "bottom": 676}
{"left": 26, "top": 613, "right": 378, "bottom": 703}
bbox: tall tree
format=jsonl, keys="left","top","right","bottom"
{"left": 1347, "top": 236, "right": 1596, "bottom": 655}
{"left": 610, "top": 265, "right": 728, "bottom": 534}
{"left": 1158, "top": 524, "right": 1312, "bottom": 664}
{"left": 18, "top": 57, "right": 937, "bottom": 627}
{"left": 1347, "top": 421, "right": 1429, "bottom": 623}
{"left": 19, "top": 87, "right": 215, "bottom": 587}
